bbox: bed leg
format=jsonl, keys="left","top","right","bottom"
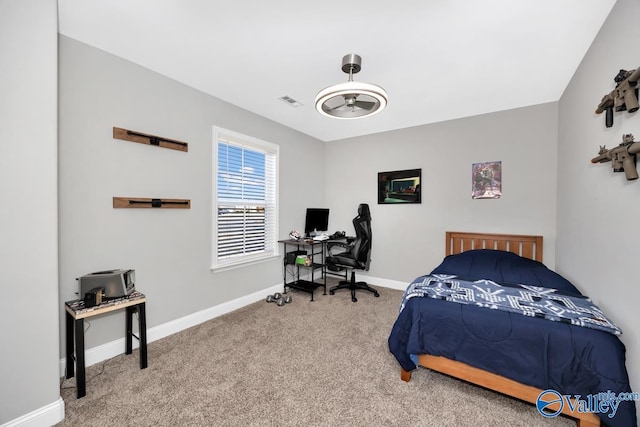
{"left": 400, "top": 368, "right": 412, "bottom": 382}
{"left": 576, "top": 418, "right": 600, "bottom": 427}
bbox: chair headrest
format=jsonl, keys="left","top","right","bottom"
{"left": 358, "top": 203, "right": 371, "bottom": 220}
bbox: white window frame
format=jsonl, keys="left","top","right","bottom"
{"left": 211, "top": 126, "right": 279, "bottom": 271}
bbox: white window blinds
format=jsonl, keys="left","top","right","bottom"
{"left": 212, "top": 127, "right": 278, "bottom": 269}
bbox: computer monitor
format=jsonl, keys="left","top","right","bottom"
{"left": 304, "top": 208, "right": 329, "bottom": 234}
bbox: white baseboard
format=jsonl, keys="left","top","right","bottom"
{"left": 59, "top": 283, "right": 282, "bottom": 376}
{"left": 1, "top": 397, "right": 64, "bottom": 427}
{"left": 360, "top": 274, "right": 408, "bottom": 291}
{"left": 325, "top": 271, "right": 408, "bottom": 291}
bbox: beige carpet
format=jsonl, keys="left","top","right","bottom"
{"left": 58, "top": 280, "right": 575, "bottom": 426}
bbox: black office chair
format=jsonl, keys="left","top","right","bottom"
{"left": 326, "top": 203, "right": 379, "bottom": 302}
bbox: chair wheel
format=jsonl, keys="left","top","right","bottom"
{"left": 329, "top": 290, "right": 335, "bottom": 295}
{"left": 352, "top": 297, "right": 357, "bottom": 302}
{"left": 374, "top": 292, "right": 380, "bottom": 297}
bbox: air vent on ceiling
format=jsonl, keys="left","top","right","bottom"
{"left": 279, "top": 96, "right": 303, "bottom": 107}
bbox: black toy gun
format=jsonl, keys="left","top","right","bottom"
{"left": 595, "top": 68, "right": 640, "bottom": 128}
{"left": 591, "top": 133, "right": 640, "bottom": 180}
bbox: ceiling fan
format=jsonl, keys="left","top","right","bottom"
{"left": 315, "top": 54, "right": 388, "bottom": 119}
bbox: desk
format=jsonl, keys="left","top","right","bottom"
{"left": 65, "top": 291, "right": 147, "bottom": 398}
{"left": 279, "top": 239, "right": 327, "bottom": 300}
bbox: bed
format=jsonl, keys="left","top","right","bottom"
{"left": 388, "top": 232, "right": 637, "bottom": 427}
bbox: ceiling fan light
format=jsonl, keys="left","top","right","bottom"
{"left": 315, "top": 81, "right": 388, "bottom": 119}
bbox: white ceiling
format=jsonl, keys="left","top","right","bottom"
{"left": 57, "top": 0, "right": 616, "bottom": 142}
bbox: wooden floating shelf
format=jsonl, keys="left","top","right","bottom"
{"left": 113, "top": 127, "right": 188, "bottom": 152}
{"left": 113, "top": 197, "right": 191, "bottom": 209}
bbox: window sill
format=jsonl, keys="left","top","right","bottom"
{"left": 210, "top": 254, "right": 280, "bottom": 273}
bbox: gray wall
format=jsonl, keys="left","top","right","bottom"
{"left": 325, "top": 103, "right": 560, "bottom": 283}
{"left": 0, "top": 0, "right": 62, "bottom": 424}
{"left": 58, "top": 36, "right": 325, "bottom": 351}
{"left": 557, "top": 0, "right": 639, "bottom": 417}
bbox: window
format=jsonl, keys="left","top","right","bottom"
{"left": 212, "top": 127, "right": 278, "bottom": 270}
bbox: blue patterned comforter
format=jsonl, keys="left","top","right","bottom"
{"left": 401, "top": 274, "right": 622, "bottom": 335}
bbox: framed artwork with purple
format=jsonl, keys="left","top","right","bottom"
{"left": 472, "top": 161, "right": 502, "bottom": 199}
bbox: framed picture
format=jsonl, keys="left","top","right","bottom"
{"left": 378, "top": 168, "right": 421, "bottom": 204}
{"left": 472, "top": 161, "right": 502, "bottom": 199}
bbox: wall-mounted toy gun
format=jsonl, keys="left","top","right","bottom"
{"left": 591, "top": 133, "right": 640, "bottom": 180}
{"left": 595, "top": 68, "right": 640, "bottom": 127}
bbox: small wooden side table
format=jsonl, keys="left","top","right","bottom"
{"left": 64, "top": 291, "right": 147, "bottom": 398}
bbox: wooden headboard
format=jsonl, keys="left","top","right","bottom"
{"left": 445, "top": 231, "right": 543, "bottom": 262}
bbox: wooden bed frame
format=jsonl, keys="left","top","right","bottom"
{"left": 400, "top": 231, "right": 600, "bottom": 427}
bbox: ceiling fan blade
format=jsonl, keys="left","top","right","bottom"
{"left": 353, "top": 100, "right": 376, "bottom": 110}
{"left": 329, "top": 101, "right": 347, "bottom": 111}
